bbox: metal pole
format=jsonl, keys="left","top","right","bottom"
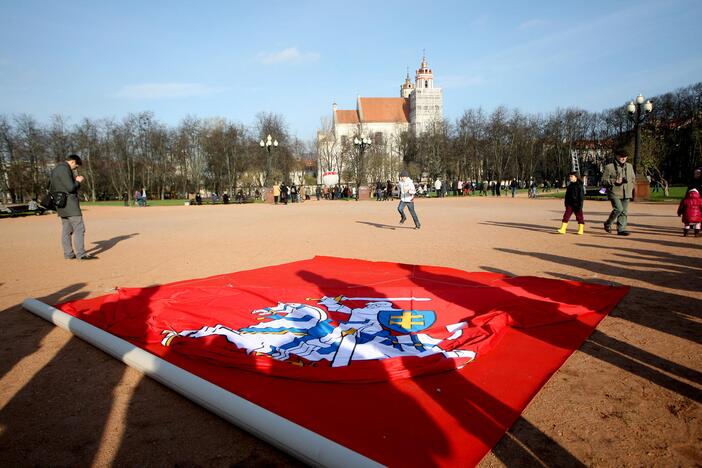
{"left": 265, "top": 145, "right": 271, "bottom": 187}
{"left": 634, "top": 106, "right": 641, "bottom": 174}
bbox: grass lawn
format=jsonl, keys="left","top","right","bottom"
{"left": 81, "top": 199, "right": 190, "bottom": 207}
{"left": 81, "top": 199, "right": 267, "bottom": 207}
{"left": 648, "top": 185, "right": 687, "bottom": 202}
{"left": 538, "top": 185, "right": 687, "bottom": 202}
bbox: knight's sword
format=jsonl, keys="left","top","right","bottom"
{"left": 306, "top": 296, "right": 431, "bottom": 302}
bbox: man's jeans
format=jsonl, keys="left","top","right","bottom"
{"left": 61, "top": 216, "right": 86, "bottom": 258}
{"left": 605, "top": 197, "right": 629, "bottom": 233}
{"left": 398, "top": 201, "right": 420, "bottom": 227}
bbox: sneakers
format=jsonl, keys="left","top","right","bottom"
{"left": 603, "top": 222, "right": 612, "bottom": 233}
{"left": 77, "top": 254, "right": 98, "bottom": 260}
{"left": 415, "top": 225, "right": 421, "bottom": 230}
{"left": 399, "top": 218, "right": 406, "bottom": 225}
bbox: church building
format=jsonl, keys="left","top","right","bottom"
{"left": 317, "top": 56, "right": 443, "bottom": 183}
{"left": 332, "top": 55, "right": 443, "bottom": 142}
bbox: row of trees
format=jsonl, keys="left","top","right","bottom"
{"left": 0, "top": 112, "right": 309, "bottom": 203}
{"left": 320, "top": 82, "right": 701, "bottom": 188}
{"left": 2, "top": 82, "right": 700, "bottom": 203}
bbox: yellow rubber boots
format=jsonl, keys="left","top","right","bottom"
{"left": 557, "top": 222, "right": 568, "bottom": 234}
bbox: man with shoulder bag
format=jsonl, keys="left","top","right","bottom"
{"left": 602, "top": 149, "right": 635, "bottom": 236}
{"left": 49, "top": 154, "right": 97, "bottom": 260}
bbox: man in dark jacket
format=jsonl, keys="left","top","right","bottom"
{"left": 49, "top": 154, "right": 97, "bottom": 260}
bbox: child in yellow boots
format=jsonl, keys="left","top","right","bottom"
{"left": 557, "top": 172, "right": 585, "bottom": 235}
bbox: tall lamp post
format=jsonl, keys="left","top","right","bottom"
{"left": 626, "top": 94, "right": 653, "bottom": 200}
{"left": 353, "top": 136, "right": 371, "bottom": 200}
{"left": 259, "top": 134, "right": 278, "bottom": 187}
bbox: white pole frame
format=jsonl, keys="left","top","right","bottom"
{"left": 22, "top": 298, "right": 382, "bottom": 468}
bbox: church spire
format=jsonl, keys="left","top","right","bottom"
{"left": 400, "top": 66, "right": 414, "bottom": 98}
{"left": 415, "top": 52, "right": 433, "bottom": 89}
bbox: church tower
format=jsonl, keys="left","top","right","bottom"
{"left": 400, "top": 69, "right": 414, "bottom": 98}
{"left": 409, "top": 54, "right": 443, "bottom": 135}
{"left": 415, "top": 56, "right": 433, "bottom": 89}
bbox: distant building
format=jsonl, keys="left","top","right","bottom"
{"left": 317, "top": 55, "right": 443, "bottom": 183}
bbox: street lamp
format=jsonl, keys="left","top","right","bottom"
{"left": 626, "top": 94, "right": 653, "bottom": 200}
{"left": 353, "top": 136, "right": 372, "bottom": 200}
{"left": 259, "top": 134, "right": 278, "bottom": 187}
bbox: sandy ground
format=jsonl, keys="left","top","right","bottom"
{"left": 0, "top": 194, "right": 700, "bottom": 467}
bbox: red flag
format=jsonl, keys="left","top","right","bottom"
{"left": 57, "top": 256, "right": 628, "bottom": 465}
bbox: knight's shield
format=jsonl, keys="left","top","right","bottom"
{"left": 378, "top": 310, "right": 436, "bottom": 334}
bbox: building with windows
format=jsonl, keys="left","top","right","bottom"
{"left": 317, "top": 56, "right": 443, "bottom": 183}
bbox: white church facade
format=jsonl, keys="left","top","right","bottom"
{"left": 317, "top": 56, "right": 443, "bottom": 184}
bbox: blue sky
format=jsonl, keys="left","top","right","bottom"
{"left": 1, "top": 0, "right": 700, "bottom": 140}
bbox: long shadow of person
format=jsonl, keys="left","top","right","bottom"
{"left": 0, "top": 284, "right": 113, "bottom": 465}
{"left": 355, "top": 220, "right": 405, "bottom": 230}
{"left": 497, "top": 247, "right": 702, "bottom": 344}
{"left": 292, "top": 268, "right": 452, "bottom": 465}
{"left": 0, "top": 283, "right": 88, "bottom": 380}
{"left": 102, "top": 275, "right": 302, "bottom": 466}
{"left": 87, "top": 233, "right": 139, "bottom": 255}
{"left": 393, "top": 262, "right": 625, "bottom": 466}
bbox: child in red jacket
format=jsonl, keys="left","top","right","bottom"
{"left": 677, "top": 188, "right": 702, "bottom": 237}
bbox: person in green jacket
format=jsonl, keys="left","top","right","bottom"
{"left": 602, "top": 149, "right": 635, "bottom": 236}
{"left": 49, "top": 154, "right": 97, "bottom": 260}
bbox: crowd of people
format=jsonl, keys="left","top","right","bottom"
{"left": 36, "top": 152, "right": 702, "bottom": 262}
{"left": 189, "top": 189, "right": 263, "bottom": 205}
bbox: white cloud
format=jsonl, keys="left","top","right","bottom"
{"left": 257, "top": 47, "right": 320, "bottom": 64}
{"left": 517, "top": 18, "right": 547, "bottom": 30}
{"left": 115, "top": 83, "right": 224, "bottom": 99}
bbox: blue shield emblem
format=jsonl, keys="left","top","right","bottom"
{"left": 378, "top": 310, "right": 436, "bottom": 334}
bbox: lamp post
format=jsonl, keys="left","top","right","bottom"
{"left": 259, "top": 134, "right": 278, "bottom": 187}
{"left": 353, "top": 136, "right": 371, "bottom": 200}
{"left": 626, "top": 94, "right": 653, "bottom": 200}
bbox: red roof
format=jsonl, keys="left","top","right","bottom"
{"left": 335, "top": 110, "right": 359, "bottom": 124}
{"left": 359, "top": 97, "right": 409, "bottom": 123}
{"left": 335, "top": 97, "right": 410, "bottom": 125}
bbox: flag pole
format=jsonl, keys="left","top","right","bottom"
{"left": 22, "top": 298, "right": 381, "bottom": 468}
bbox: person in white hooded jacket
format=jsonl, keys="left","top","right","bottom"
{"left": 397, "top": 169, "right": 421, "bottom": 229}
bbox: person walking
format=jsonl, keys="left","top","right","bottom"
{"left": 557, "top": 172, "right": 586, "bottom": 235}
{"left": 397, "top": 170, "right": 421, "bottom": 229}
{"left": 280, "top": 182, "right": 289, "bottom": 205}
{"left": 375, "top": 180, "right": 383, "bottom": 201}
{"left": 272, "top": 181, "right": 280, "bottom": 204}
{"left": 529, "top": 179, "right": 538, "bottom": 198}
{"left": 688, "top": 167, "right": 702, "bottom": 193}
{"left": 677, "top": 188, "right": 702, "bottom": 237}
{"left": 49, "top": 154, "right": 97, "bottom": 260}
{"left": 602, "top": 149, "right": 635, "bottom": 236}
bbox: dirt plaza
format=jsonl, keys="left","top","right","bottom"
{"left": 0, "top": 195, "right": 699, "bottom": 466}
